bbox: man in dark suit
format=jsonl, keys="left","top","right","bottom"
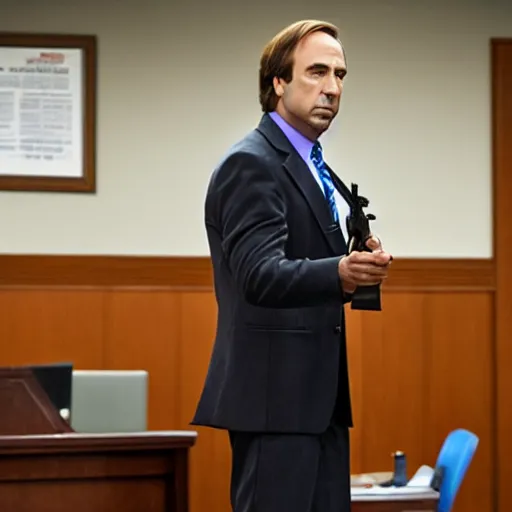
{"left": 192, "top": 19, "right": 392, "bottom": 512}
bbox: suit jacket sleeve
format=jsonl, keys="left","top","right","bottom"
{"left": 207, "top": 150, "right": 347, "bottom": 308}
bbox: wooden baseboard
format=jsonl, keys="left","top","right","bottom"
{"left": 0, "top": 255, "right": 494, "bottom": 291}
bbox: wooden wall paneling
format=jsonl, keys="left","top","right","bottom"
{"left": 358, "top": 293, "right": 428, "bottom": 476}
{"left": 0, "top": 258, "right": 497, "bottom": 512}
{"left": 425, "top": 292, "right": 494, "bottom": 512}
{"left": 0, "top": 257, "right": 494, "bottom": 512}
{"left": 0, "top": 289, "right": 104, "bottom": 370}
{"left": 345, "top": 308, "right": 364, "bottom": 475}
{"left": 178, "top": 291, "right": 231, "bottom": 512}
{"left": 102, "top": 290, "right": 182, "bottom": 430}
{"left": 493, "top": 38, "right": 512, "bottom": 512}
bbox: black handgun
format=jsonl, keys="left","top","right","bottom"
{"left": 346, "top": 183, "right": 376, "bottom": 254}
{"left": 345, "top": 183, "right": 382, "bottom": 311}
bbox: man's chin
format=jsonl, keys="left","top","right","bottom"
{"left": 309, "top": 115, "right": 333, "bottom": 133}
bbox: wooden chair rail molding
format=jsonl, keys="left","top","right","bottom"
{"left": 0, "top": 254, "right": 495, "bottom": 291}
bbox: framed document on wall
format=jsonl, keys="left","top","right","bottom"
{"left": 0, "top": 33, "right": 96, "bottom": 193}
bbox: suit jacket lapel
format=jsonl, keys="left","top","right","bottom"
{"left": 283, "top": 151, "right": 347, "bottom": 255}
{"left": 256, "top": 114, "right": 347, "bottom": 255}
{"left": 283, "top": 151, "right": 333, "bottom": 231}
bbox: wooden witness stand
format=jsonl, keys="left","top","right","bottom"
{"left": 0, "top": 367, "right": 197, "bottom": 512}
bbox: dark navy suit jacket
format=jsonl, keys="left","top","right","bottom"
{"left": 191, "top": 113, "right": 355, "bottom": 434}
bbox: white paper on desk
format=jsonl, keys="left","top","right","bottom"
{"left": 350, "top": 485, "right": 434, "bottom": 496}
{"left": 407, "top": 465, "right": 434, "bottom": 487}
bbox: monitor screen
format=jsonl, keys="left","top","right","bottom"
{"left": 28, "top": 362, "right": 73, "bottom": 419}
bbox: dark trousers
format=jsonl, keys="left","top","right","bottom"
{"left": 228, "top": 421, "right": 351, "bottom": 512}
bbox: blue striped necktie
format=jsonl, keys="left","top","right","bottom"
{"left": 310, "top": 141, "right": 339, "bottom": 223}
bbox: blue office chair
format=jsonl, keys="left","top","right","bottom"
{"left": 434, "top": 428, "right": 479, "bottom": 512}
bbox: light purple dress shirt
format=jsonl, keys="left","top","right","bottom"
{"left": 268, "top": 111, "right": 349, "bottom": 241}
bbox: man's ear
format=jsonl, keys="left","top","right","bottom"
{"left": 273, "top": 76, "right": 285, "bottom": 97}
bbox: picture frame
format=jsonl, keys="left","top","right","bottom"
{"left": 0, "top": 33, "right": 96, "bottom": 193}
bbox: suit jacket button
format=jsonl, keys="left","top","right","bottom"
{"left": 334, "top": 325, "right": 341, "bottom": 334}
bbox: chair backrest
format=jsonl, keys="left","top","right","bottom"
{"left": 435, "top": 428, "right": 479, "bottom": 512}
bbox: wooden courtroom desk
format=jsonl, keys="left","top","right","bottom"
{"left": 352, "top": 488, "right": 439, "bottom": 512}
{"left": 0, "top": 366, "right": 198, "bottom": 512}
{"left": 0, "top": 431, "right": 197, "bottom": 512}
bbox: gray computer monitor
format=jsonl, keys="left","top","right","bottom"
{"left": 70, "top": 370, "right": 148, "bottom": 433}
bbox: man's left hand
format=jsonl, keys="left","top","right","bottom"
{"left": 366, "top": 235, "right": 393, "bottom": 263}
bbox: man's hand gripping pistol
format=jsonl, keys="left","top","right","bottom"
{"left": 345, "top": 183, "right": 383, "bottom": 311}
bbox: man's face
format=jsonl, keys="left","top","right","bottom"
{"left": 274, "top": 31, "right": 347, "bottom": 140}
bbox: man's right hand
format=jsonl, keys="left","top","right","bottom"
{"left": 338, "top": 246, "right": 392, "bottom": 294}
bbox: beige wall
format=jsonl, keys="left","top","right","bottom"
{"left": 2, "top": 0, "right": 511, "bottom": 257}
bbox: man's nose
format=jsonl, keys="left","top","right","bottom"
{"left": 322, "top": 74, "right": 341, "bottom": 97}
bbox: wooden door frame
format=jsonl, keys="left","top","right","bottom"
{"left": 492, "top": 37, "right": 512, "bottom": 512}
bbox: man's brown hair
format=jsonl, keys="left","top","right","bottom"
{"left": 259, "top": 19, "right": 342, "bottom": 113}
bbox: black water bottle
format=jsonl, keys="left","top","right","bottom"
{"left": 393, "top": 451, "right": 408, "bottom": 487}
